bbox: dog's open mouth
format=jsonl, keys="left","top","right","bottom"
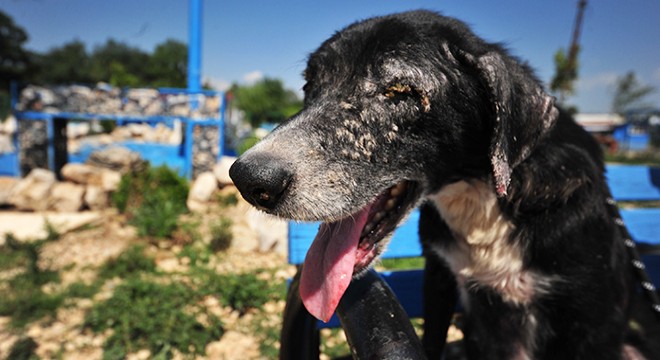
{"left": 299, "top": 180, "right": 418, "bottom": 322}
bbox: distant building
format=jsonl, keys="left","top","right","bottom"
{"left": 574, "top": 113, "right": 625, "bottom": 133}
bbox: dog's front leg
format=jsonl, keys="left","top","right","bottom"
{"left": 420, "top": 202, "right": 459, "bottom": 359}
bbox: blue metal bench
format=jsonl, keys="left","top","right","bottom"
{"left": 280, "top": 164, "right": 660, "bottom": 359}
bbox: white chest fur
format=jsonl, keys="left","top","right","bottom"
{"left": 429, "top": 180, "right": 545, "bottom": 305}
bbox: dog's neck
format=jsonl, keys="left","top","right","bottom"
{"left": 428, "top": 180, "right": 547, "bottom": 306}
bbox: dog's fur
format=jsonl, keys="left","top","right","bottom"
{"left": 230, "top": 10, "right": 656, "bottom": 359}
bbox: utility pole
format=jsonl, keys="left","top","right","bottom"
{"left": 188, "top": 0, "right": 202, "bottom": 94}
{"left": 566, "top": 0, "right": 587, "bottom": 78}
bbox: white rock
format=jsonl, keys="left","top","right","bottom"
{"left": 186, "top": 172, "right": 218, "bottom": 212}
{"left": 248, "top": 208, "right": 288, "bottom": 253}
{"left": 9, "top": 168, "right": 56, "bottom": 211}
{"left": 84, "top": 185, "right": 109, "bottom": 210}
{"left": 61, "top": 163, "right": 98, "bottom": 184}
{"left": 213, "top": 156, "right": 236, "bottom": 187}
{"left": 0, "top": 177, "right": 19, "bottom": 206}
{"left": 50, "top": 182, "right": 85, "bottom": 212}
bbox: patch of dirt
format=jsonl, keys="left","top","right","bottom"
{"left": 0, "top": 187, "right": 296, "bottom": 360}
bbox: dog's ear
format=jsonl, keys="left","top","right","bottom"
{"left": 471, "top": 52, "right": 558, "bottom": 197}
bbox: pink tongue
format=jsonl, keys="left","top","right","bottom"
{"left": 300, "top": 208, "right": 370, "bottom": 322}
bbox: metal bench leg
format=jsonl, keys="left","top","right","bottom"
{"left": 280, "top": 268, "right": 321, "bottom": 360}
{"left": 337, "top": 270, "right": 427, "bottom": 360}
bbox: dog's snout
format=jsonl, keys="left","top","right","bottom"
{"left": 229, "top": 154, "right": 292, "bottom": 210}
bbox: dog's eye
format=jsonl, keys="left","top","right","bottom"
{"left": 383, "top": 83, "right": 431, "bottom": 112}
{"left": 383, "top": 83, "right": 413, "bottom": 99}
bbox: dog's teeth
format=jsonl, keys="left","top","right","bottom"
{"left": 362, "top": 223, "right": 374, "bottom": 236}
{"left": 390, "top": 182, "right": 407, "bottom": 197}
{"left": 373, "top": 211, "right": 385, "bottom": 222}
{"left": 385, "top": 199, "right": 396, "bottom": 210}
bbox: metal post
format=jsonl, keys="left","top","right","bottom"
{"left": 188, "top": 0, "right": 202, "bottom": 97}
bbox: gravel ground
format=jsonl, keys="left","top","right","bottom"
{"left": 0, "top": 189, "right": 298, "bottom": 360}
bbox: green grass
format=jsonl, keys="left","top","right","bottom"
{"left": 378, "top": 256, "right": 425, "bottom": 270}
{"left": 209, "top": 218, "right": 233, "bottom": 252}
{"left": 85, "top": 277, "right": 224, "bottom": 359}
{"left": 98, "top": 243, "right": 157, "bottom": 280}
{"left": 112, "top": 165, "right": 190, "bottom": 239}
{"left": 0, "top": 232, "right": 64, "bottom": 328}
{"left": 191, "top": 268, "right": 276, "bottom": 315}
{"left": 605, "top": 151, "right": 660, "bottom": 165}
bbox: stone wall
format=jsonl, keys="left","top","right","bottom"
{"left": 16, "top": 84, "right": 222, "bottom": 119}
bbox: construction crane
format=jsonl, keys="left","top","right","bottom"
{"left": 566, "top": 0, "right": 588, "bottom": 79}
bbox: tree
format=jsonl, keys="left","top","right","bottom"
{"left": 32, "top": 40, "right": 92, "bottom": 84}
{"left": 0, "top": 10, "right": 31, "bottom": 89}
{"left": 146, "top": 39, "right": 187, "bottom": 88}
{"left": 550, "top": 47, "right": 579, "bottom": 104}
{"left": 611, "top": 71, "right": 656, "bottom": 114}
{"left": 89, "top": 39, "right": 150, "bottom": 85}
{"left": 232, "top": 78, "right": 302, "bottom": 127}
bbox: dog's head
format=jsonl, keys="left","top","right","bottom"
{"left": 230, "top": 10, "right": 557, "bottom": 321}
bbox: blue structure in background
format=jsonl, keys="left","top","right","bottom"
{"left": 5, "top": 86, "right": 224, "bottom": 178}
{"left": 0, "top": 0, "right": 227, "bottom": 179}
{"left": 188, "top": 0, "right": 203, "bottom": 95}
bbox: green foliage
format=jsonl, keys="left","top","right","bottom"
{"left": 0, "top": 231, "right": 65, "bottom": 328}
{"left": 237, "top": 135, "right": 261, "bottom": 155}
{"left": 85, "top": 277, "right": 224, "bottom": 358}
{"left": 550, "top": 47, "right": 579, "bottom": 104}
{"left": 209, "top": 218, "right": 233, "bottom": 253}
{"left": 0, "top": 283, "right": 64, "bottom": 328}
{"left": 216, "top": 192, "right": 238, "bottom": 208}
{"left": 7, "top": 337, "right": 39, "bottom": 360}
{"left": 0, "top": 10, "right": 32, "bottom": 89}
{"left": 112, "top": 165, "right": 189, "bottom": 238}
{"left": 178, "top": 243, "right": 211, "bottom": 267}
{"left": 98, "top": 244, "right": 156, "bottom": 280}
{"left": 611, "top": 71, "right": 656, "bottom": 114}
{"left": 146, "top": 39, "right": 188, "bottom": 88}
{"left": 31, "top": 40, "right": 93, "bottom": 84}
{"left": 379, "top": 257, "right": 425, "bottom": 270}
{"left": 193, "top": 269, "right": 275, "bottom": 315}
{"left": 132, "top": 197, "right": 182, "bottom": 238}
{"left": 232, "top": 78, "right": 302, "bottom": 127}
{"left": 66, "top": 281, "right": 101, "bottom": 299}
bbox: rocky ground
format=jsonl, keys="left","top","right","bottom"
{"left": 0, "top": 187, "right": 301, "bottom": 360}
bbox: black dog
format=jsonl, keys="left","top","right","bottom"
{"left": 230, "top": 10, "right": 655, "bottom": 359}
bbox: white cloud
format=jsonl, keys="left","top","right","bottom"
{"left": 203, "top": 77, "right": 230, "bottom": 91}
{"left": 653, "top": 67, "right": 660, "bottom": 82}
{"left": 576, "top": 72, "right": 619, "bottom": 91}
{"left": 243, "top": 70, "right": 264, "bottom": 84}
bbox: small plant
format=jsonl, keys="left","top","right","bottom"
{"left": 194, "top": 269, "right": 274, "bottom": 315}
{"left": 171, "top": 217, "right": 202, "bottom": 246}
{"left": 209, "top": 218, "right": 233, "bottom": 252}
{"left": 66, "top": 281, "right": 102, "bottom": 299}
{"left": 98, "top": 244, "right": 156, "bottom": 280}
{"left": 112, "top": 165, "right": 189, "bottom": 238}
{"left": 0, "top": 232, "right": 64, "bottom": 328}
{"left": 178, "top": 243, "right": 211, "bottom": 267}
{"left": 216, "top": 192, "right": 238, "bottom": 208}
{"left": 85, "top": 277, "right": 224, "bottom": 358}
{"left": 7, "top": 337, "right": 38, "bottom": 360}
{"left": 43, "top": 219, "right": 61, "bottom": 242}
{"left": 237, "top": 135, "right": 261, "bottom": 155}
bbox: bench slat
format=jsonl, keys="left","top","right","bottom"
{"left": 288, "top": 207, "right": 659, "bottom": 265}
{"left": 621, "top": 208, "right": 660, "bottom": 246}
{"left": 288, "top": 211, "right": 423, "bottom": 265}
{"left": 607, "top": 165, "right": 660, "bottom": 201}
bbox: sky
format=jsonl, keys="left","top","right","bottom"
{"left": 3, "top": 0, "right": 660, "bottom": 113}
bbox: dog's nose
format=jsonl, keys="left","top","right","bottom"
{"left": 229, "top": 154, "right": 292, "bottom": 210}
